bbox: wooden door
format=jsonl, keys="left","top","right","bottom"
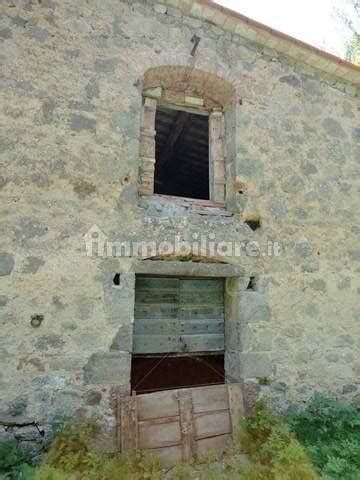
{"left": 133, "top": 276, "right": 225, "bottom": 354}
{"left": 117, "top": 383, "right": 243, "bottom": 467}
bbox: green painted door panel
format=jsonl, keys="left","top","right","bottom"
{"left": 133, "top": 276, "right": 225, "bottom": 354}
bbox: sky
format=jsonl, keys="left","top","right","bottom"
{"left": 215, "top": 0, "right": 353, "bottom": 59}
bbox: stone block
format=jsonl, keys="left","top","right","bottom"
{"left": 239, "top": 353, "right": 272, "bottom": 378}
{"left": 237, "top": 293, "right": 271, "bottom": 323}
{"left": 185, "top": 95, "right": 204, "bottom": 106}
{"left": 94, "top": 58, "right": 119, "bottom": 73}
{"left": 242, "top": 380, "right": 261, "bottom": 412}
{"left": 0, "top": 253, "right": 14, "bottom": 276}
{"left": 83, "top": 352, "right": 131, "bottom": 385}
{"left": 139, "top": 135, "right": 155, "bottom": 158}
{"left": 110, "top": 325, "right": 132, "bottom": 351}
{"left": 224, "top": 351, "right": 241, "bottom": 383}
{"left": 322, "top": 117, "right": 346, "bottom": 138}
{"left": 70, "top": 114, "right": 96, "bottom": 133}
{"left": 143, "top": 87, "right": 162, "bottom": 98}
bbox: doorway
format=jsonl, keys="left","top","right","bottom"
{"left": 131, "top": 276, "right": 225, "bottom": 393}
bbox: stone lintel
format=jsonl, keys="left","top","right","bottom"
{"left": 134, "top": 260, "right": 245, "bottom": 277}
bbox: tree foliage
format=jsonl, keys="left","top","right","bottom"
{"left": 336, "top": 0, "right": 360, "bottom": 64}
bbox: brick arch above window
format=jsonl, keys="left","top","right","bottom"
{"left": 143, "top": 66, "right": 236, "bottom": 110}
{"left": 138, "top": 66, "right": 236, "bottom": 204}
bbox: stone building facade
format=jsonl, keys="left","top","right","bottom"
{"left": 0, "top": 0, "right": 359, "bottom": 448}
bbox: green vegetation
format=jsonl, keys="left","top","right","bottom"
{"left": 345, "top": 34, "right": 360, "bottom": 65}
{"left": 0, "top": 439, "right": 37, "bottom": 479}
{"left": 0, "top": 396, "right": 359, "bottom": 479}
{"left": 237, "top": 398, "right": 320, "bottom": 480}
{"left": 287, "top": 396, "right": 360, "bottom": 480}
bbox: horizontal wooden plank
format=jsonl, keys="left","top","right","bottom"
{"left": 196, "top": 434, "right": 231, "bottom": 458}
{"left": 179, "top": 279, "right": 224, "bottom": 292}
{"left": 139, "top": 416, "right": 181, "bottom": 427}
{"left": 138, "top": 419, "right": 181, "bottom": 449}
{"left": 179, "top": 292, "right": 224, "bottom": 305}
{"left": 136, "top": 277, "right": 179, "bottom": 291}
{"left": 134, "top": 319, "right": 224, "bottom": 335}
{"left": 133, "top": 334, "right": 224, "bottom": 354}
{"left": 137, "top": 389, "right": 179, "bottom": 420}
{"left": 135, "top": 292, "right": 179, "bottom": 304}
{"left": 146, "top": 445, "right": 183, "bottom": 468}
{"left": 135, "top": 305, "right": 179, "bottom": 319}
{"left": 135, "top": 295, "right": 224, "bottom": 308}
{"left": 135, "top": 306, "right": 224, "bottom": 320}
{"left": 179, "top": 305, "right": 224, "bottom": 320}
{"left": 194, "top": 410, "right": 232, "bottom": 439}
{"left": 191, "top": 385, "right": 228, "bottom": 413}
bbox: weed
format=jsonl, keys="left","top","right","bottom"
{"left": 0, "top": 440, "right": 36, "bottom": 480}
{"left": 287, "top": 395, "right": 360, "bottom": 480}
{"left": 239, "top": 398, "right": 320, "bottom": 479}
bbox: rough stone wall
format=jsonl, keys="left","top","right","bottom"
{"left": 0, "top": 0, "right": 359, "bottom": 447}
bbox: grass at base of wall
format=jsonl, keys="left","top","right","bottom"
{"left": 0, "top": 396, "right": 358, "bottom": 479}
{"left": 286, "top": 396, "right": 360, "bottom": 480}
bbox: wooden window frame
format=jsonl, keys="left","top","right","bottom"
{"left": 138, "top": 92, "right": 226, "bottom": 205}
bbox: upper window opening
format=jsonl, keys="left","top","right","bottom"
{"left": 154, "top": 106, "right": 209, "bottom": 200}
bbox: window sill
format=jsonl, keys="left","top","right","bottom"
{"left": 139, "top": 194, "right": 233, "bottom": 217}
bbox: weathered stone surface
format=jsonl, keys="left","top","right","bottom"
{"left": 237, "top": 293, "right": 271, "bottom": 323}
{"left": 154, "top": 4, "right": 168, "bottom": 14}
{"left": 0, "top": 253, "right": 14, "bottom": 276}
{"left": 342, "top": 384, "right": 357, "bottom": 394}
{"left": 22, "top": 256, "right": 45, "bottom": 274}
{"left": 14, "top": 426, "right": 42, "bottom": 442}
{"left": 83, "top": 352, "right": 131, "bottom": 385}
{"left": 72, "top": 179, "right": 96, "bottom": 198}
{"left": 70, "top": 114, "right": 96, "bottom": 133}
{"left": 308, "top": 279, "right": 326, "bottom": 292}
{"left": 268, "top": 198, "right": 287, "bottom": 219}
{"left": 7, "top": 396, "right": 28, "bottom": 417}
{"left": 326, "top": 353, "right": 339, "bottom": 363}
{"left": 112, "top": 109, "right": 140, "bottom": 138}
{"left": 281, "top": 174, "right": 304, "bottom": 194}
{"left": 0, "top": 295, "right": 8, "bottom": 307}
{"left": 302, "top": 302, "right": 319, "bottom": 318}
{"left": 14, "top": 218, "right": 47, "bottom": 246}
{"left": 110, "top": 325, "right": 132, "bottom": 351}
{"left": 35, "top": 335, "right": 65, "bottom": 351}
{"left": 0, "top": 0, "right": 358, "bottom": 435}
{"left": 334, "top": 335, "right": 354, "bottom": 348}
{"left": 85, "top": 78, "right": 100, "bottom": 98}
{"left": 94, "top": 58, "right": 118, "bottom": 73}
{"left": 294, "top": 241, "right": 313, "bottom": 258}
{"left": 338, "top": 276, "right": 351, "bottom": 290}
{"left": 351, "top": 128, "right": 360, "bottom": 142}
{"left": 242, "top": 381, "right": 261, "bottom": 412}
{"left": 240, "top": 353, "right": 272, "bottom": 378}
{"left": 271, "top": 381, "right": 288, "bottom": 392}
{"left": 322, "top": 117, "right": 346, "bottom": 138}
{"left": 25, "top": 27, "right": 49, "bottom": 43}
{"left": 42, "top": 99, "right": 55, "bottom": 124}
{"left": 279, "top": 75, "right": 300, "bottom": 88}
{"left": 0, "top": 176, "right": 7, "bottom": 189}
{"left": 0, "top": 28, "right": 13, "bottom": 39}
{"left": 300, "top": 161, "right": 318, "bottom": 176}
{"left": 85, "top": 390, "right": 102, "bottom": 405}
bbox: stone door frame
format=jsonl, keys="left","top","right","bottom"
{"left": 98, "top": 257, "right": 272, "bottom": 416}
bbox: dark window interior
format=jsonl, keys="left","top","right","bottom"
{"left": 154, "top": 106, "right": 209, "bottom": 200}
{"left": 131, "top": 354, "right": 224, "bottom": 394}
